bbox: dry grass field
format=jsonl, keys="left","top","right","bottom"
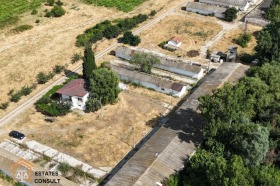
{"left": 210, "top": 24, "right": 262, "bottom": 56}
{"left": 0, "top": 86, "right": 178, "bottom": 167}
{"left": 0, "top": 0, "right": 182, "bottom": 116}
{"left": 138, "top": 13, "right": 222, "bottom": 58}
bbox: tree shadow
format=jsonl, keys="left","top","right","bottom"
{"left": 64, "top": 69, "right": 81, "bottom": 78}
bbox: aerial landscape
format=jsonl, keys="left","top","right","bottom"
{"left": 0, "top": 0, "right": 279, "bottom": 185}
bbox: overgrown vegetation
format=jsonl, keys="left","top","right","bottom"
{"left": 265, "top": 0, "right": 280, "bottom": 22}
{"left": 76, "top": 14, "right": 149, "bottom": 47}
{"left": 35, "top": 85, "right": 71, "bottom": 116}
{"left": 119, "top": 31, "right": 141, "bottom": 46}
{"left": 83, "top": 0, "right": 147, "bottom": 12}
{"left": 224, "top": 7, "right": 238, "bottom": 22}
{"left": 130, "top": 52, "right": 160, "bottom": 73}
{"left": 45, "top": 5, "right": 66, "bottom": 17}
{"left": 57, "top": 163, "right": 95, "bottom": 182}
{"left": 236, "top": 33, "right": 252, "bottom": 48}
{"left": 0, "top": 170, "right": 26, "bottom": 186}
{"left": 165, "top": 20, "right": 280, "bottom": 186}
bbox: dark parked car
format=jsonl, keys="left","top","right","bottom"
{"left": 9, "top": 130, "right": 25, "bottom": 140}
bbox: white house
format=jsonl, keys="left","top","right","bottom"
{"left": 56, "top": 79, "right": 89, "bottom": 110}
{"left": 167, "top": 37, "right": 182, "bottom": 48}
{"left": 199, "top": 0, "right": 250, "bottom": 11}
{"left": 186, "top": 2, "right": 227, "bottom": 19}
{"left": 111, "top": 66, "right": 187, "bottom": 97}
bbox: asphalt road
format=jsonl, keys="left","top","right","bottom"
{"left": 0, "top": 0, "right": 187, "bottom": 127}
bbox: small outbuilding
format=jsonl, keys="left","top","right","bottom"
{"left": 115, "top": 46, "right": 135, "bottom": 61}
{"left": 199, "top": 0, "right": 250, "bottom": 11}
{"left": 167, "top": 37, "right": 182, "bottom": 48}
{"left": 56, "top": 79, "right": 89, "bottom": 111}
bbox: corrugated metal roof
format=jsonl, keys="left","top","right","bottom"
{"left": 111, "top": 66, "right": 184, "bottom": 92}
{"left": 186, "top": 2, "right": 227, "bottom": 13}
{"left": 104, "top": 62, "right": 241, "bottom": 186}
{"left": 199, "top": 0, "right": 248, "bottom": 7}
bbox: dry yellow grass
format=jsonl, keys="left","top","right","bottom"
{"left": 0, "top": 86, "right": 178, "bottom": 167}
{"left": 138, "top": 13, "right": 222, "bottom": 58}
{"left": 210, "top": 24, "right": 262, "bottom": 56}
{"left": 0, "top": 0, "right": 181, "bottom": 116}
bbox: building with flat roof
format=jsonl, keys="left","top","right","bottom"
{"left": 199, "top": 0, "right": 250, "bottom": 11}
{"left": 186, "top": 2, "right": 227, "bottom": 18}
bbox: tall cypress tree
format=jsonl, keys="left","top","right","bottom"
{"left": 82, "top": 45, "right": 97, "bottom": 80}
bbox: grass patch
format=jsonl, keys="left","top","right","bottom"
{"left": 83, "top": 0, "right": 147, "bottom": 12}
{"left": 0, "top": 0, "right": 44, "bottom": 28}
{"left": 11, "top": 24, "right": 33, "bottom": 33}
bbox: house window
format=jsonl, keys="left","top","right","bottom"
{"left": 78, "top": 98, "right": 83, "bottom": 102}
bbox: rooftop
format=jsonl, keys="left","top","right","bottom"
{"left": 111, "top": 66, "right": 184, "bottom": 92}
{"left": 56, "top": 79, "right": 89, "bottom": 97}
{"left": 186, "top": 2, "right": 227, "bottom": 14}
{"left": 169, "top": 36, "right": 182, "bottom": 43}
{"left": 199, "top": 0, "right": 248, "bottom": 7}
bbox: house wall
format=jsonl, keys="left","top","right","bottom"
{"left": 61, "top": 93, "right": 89, "bottom": 110}
{"left": 167, "top": 41, "right": 181, "bottom": 48}
{"left": 186, "top": 7, "right": 225, "bottom": 18}
{"left": 118, "top": 75, "right": 186, "bottom": 97}
{"left": 155, "top": 64, "right": 204, "bottom": 79}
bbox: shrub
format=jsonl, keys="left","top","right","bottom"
{"left": 35, "top": 19, "right": 40, "bottom": 23}
{"left": 85, "top": 98, "right": 101, "bottom": 112}
{"left": 37, "top": 72, "right": 51, "bottom": 84}
{"left": 103, "top": 25, "right": 121, "bottom": 39}
{"left": 71, "top": 53, "right": 82, "bottom": 63}
{"left": 31, "top": 9, "right": 38, "bottom": 15}
{"left": 57, "top": 163, "right": 71, "bottom": 175}
{"left": 20, "top": 86, "right": 32, "bottom": 96}
{"left": 56, "top": 0, "right": 63, "bottom": 6}
{"left": 53, "top": 65, "right": 65, "bottom": 74}
{"left": 0, "top": 102, "right": 9, "bottom": 110}
{"left": 11, "top": 25, "right": 33, "bottom": 33}
{"left": 51, "top": 5, "right": 65, "bottom": 17}
{"left": 10, "top": 92, "right": 22, "bottom": 102}
{"left": 158, "top": 41, "right": 168, "bottom": 48}
{"left": 47, "top": 0, "right": 55, "bottom": 6}
{"left": 236, "top": 33, "right": 252, "bottom": 48}
{"left": 149, "top": 10, "right": 157, "bottom": 16}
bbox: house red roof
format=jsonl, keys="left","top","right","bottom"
{"left": 169, "top": 36, "right": 182, "bottom": 44}
{"left": 56, "top": 79, "right": 89, "bottom": 97}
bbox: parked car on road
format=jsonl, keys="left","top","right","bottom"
{"left": 9, "top": 130, "right": 25, "bottom": 140}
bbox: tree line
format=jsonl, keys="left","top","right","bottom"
{"left": 164, "top": 19, "right": 280, "bottom": 186}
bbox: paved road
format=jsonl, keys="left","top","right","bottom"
{"left": 0, "top": 0, "right": 187, "bottom": 127}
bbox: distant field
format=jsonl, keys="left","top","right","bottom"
{"left": 84, "top": 0, "right": 147, "bottom": 12}
{"left": 0, "top": 0, "right": 43, "bottom": 27}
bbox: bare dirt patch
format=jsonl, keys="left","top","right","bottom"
{"left": 0, "top": 86, "right": 178, "bottom": 167}
{"left": 138, "top": 13, "right": 222, "bottom": 60}
{"left": 210, "top": 24, "right": 262, "bottom": 56}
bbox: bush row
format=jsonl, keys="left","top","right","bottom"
{"left": 0, "top": 65, "right": 65, "bottom": 110}
{"left": 76, "top": 14, "right": 149, "bottom": 47}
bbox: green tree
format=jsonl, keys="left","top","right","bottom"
{"left": 85, "top": 98, "right": 101, "bottom": 112}
{"left": 120, "top": 31, "right": 141, "bottom": 46}
{"left": 236, "top": 33, "right": 252, "bottom": 48}
{"left": 255, "top": 21, "right": 280, "bottom": 62}
{"left": 82, "top": 45, "right": 96, "bottom": 80}
{"left": 47, "top": 0, "right": 55, "bottom": 6}
{"left": 89, "top": 68, "right": 120, "bottom": 105}
{"left": 103, "top": 25, "right": 121, "bottom": 39}
{"left": 130, "top": 52, "right": 160, "bottom": 73}
{"left": 224, "top": 7, "right": 238, "bottom": 22}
